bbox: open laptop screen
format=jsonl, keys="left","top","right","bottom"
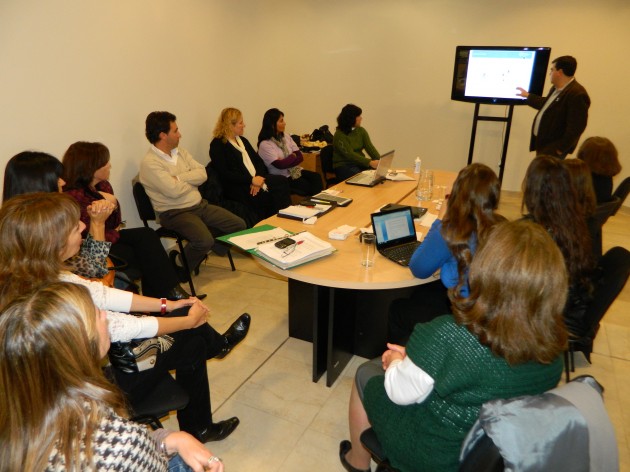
{"left": 371, "top": 208, "right": 416, "bottom": 248}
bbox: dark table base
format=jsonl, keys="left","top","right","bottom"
{"left": 288, "top": 279, "right": 415, "bottom": 386}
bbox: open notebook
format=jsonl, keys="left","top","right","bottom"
{"left": 255, "top": 231, "right": 334, "bottom": 269}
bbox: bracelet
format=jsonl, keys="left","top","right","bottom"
{"left": 160, "top": 297, "right": 167, "bottom": 315}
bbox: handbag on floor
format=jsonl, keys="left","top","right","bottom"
{"left": 108, "top": 335, "right": 174, "bottom": 374}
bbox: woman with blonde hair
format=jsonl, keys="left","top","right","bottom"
{"left": 209, "top": 107, "right": 291, "bottom": 224}
{"left": 341, "top": 220, "right": 566, "bottom": 472}
{"left": 0, "top": 192, "right": 247, "bottom": 442}
{"left": 0, "top": 282, "right": 223, "bottom": 472}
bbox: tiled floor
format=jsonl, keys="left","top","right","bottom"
{"left": 162, "top": 193, "right": 630, "bottom": 471}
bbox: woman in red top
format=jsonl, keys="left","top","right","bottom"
{"left": 62, "top": 141, "right": 198, "bottom": 300}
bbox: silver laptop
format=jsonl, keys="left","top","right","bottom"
{"left": 345, "top": 150, "right": 395, "bottom": 187}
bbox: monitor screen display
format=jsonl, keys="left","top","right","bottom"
{"left": 451, "top": 46, "right": 551, "bottom": 105}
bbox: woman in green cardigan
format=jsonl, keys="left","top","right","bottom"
{"left": 340, "top": 219, "right": 568, "bottom": 472}
{"left": 332, "top": 104, "right": 381, "bottom": 180}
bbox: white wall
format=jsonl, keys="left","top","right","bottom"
{"left": 1, "top": 0, "right": 628, "bottom": 228}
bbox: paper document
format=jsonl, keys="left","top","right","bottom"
{"left": 228, "top": 227, "right": 292, "bottom": 251}
{"left": 255, "top": 231, "right": 334, "bottom": 269}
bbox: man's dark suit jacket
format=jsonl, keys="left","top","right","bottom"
{"left": 526, "top": 80, "right": 590, "bottom": 158}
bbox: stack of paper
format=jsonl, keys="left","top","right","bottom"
{"left": 255, "top": 231, "right": 334, "bottom": 269}
{"left": 278, "top": 205, "right": 323, "bottom": 219}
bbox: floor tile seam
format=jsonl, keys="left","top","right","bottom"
{"left": 200, "top": 262, "right": 288, "bottom": 282}
{"left": 210, "top": 336, "right": 291, "bottom": 414}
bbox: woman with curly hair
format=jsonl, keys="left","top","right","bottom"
{"left": 332, "top": 104, "right": 381, "bottom": 180}
{"left": 387, "top": 163, "right": 505, "bottom": 344}
{"left": 0, "top": 282, "right": 223, "bottom": 471}
{"left": 577, "top": 136, "right": 622, "bottom": 203}
{"left": 341, "top": 220, "right": 566, "bottom": 472}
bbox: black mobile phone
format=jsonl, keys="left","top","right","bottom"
{"left": 274, "top": 237, "right": 296, "bottom": 249}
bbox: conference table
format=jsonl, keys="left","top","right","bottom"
{"left": 255, "top": 170, "right": 456, "bottom": 386}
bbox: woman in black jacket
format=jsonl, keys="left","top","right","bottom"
{"left": 209, "top": 107, "right": 291, "bottom": 224}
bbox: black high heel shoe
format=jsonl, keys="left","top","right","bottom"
{"left": 339, "top": 440, "right": 371, "bottom": 472}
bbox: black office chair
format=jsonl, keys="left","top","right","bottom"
{"left": 132, "top": 182, "right": 235, "bottom": 298}
{"left": 360, "top": 428, "right": 401, "bottom": 472}
{"left": 611, "top": 176, "right": 630, "bottom": 215}
{"left": 589, "top": 197, "right": 621, "bottom": 259}
{"left": 319, "top": 145, "right": 340, "bottom": 188}
{"left": 564, "top": 246, "right": 630, "bottom": 381}
{"left": 130, "top": 374, "right": 190, "bottom": 430}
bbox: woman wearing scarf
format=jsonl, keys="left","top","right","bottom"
{"left": 209, "top": 107, "right": 291, "bottom": 225}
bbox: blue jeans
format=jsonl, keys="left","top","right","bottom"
{"left": 169, "top": 454, "right": 193, "bottom": 472}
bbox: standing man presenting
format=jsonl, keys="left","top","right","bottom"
{"left": 140, "top": 111, "right": 246, "bottom": 277}
{"left": 517, "top": 55, "right": 590, "bottom": 159}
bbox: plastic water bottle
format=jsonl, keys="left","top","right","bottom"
{"left": 414, "top": 157, "right": 422, "bottom": 174}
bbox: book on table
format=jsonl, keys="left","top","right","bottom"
{"left": 255, "top": 231, "right": 334, "bottom": 270}
{"left": 218, "top": 225, "right": 335, "bottom": 269}
{"left": 277, "top": 203, "right": 334, "bottom": 220}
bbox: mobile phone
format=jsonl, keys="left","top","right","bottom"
{"left": 274, "top": 237, "right": 296, "bottom": 249}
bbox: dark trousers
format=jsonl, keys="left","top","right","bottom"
{"left": 288, "top": 170, "right": 324, "bottom": 196}
{"left": 109, "top": 227, "right": 179, "bottom": 298}
{"left": 112, "top": 322, "right": 227, "bottom": 434}
{"left": 387, "top": 280, "right": 451, "bottom": 345}
{"left": 159, "top": 200, "right": 246, "bottom": 270}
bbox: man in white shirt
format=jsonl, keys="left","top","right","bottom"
{"left": 140, "top": 111, "right": 246, "bottom": 275}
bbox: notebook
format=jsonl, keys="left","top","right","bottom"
{"left": 255, "top": 231, "right": 335, "bottom": 270}
{"left": 370, "top": 206, "right": 421, "bottom": 266}
{"left": 309, "top": 192, "right": 353, "bottom": 207}
{"left": 345, "top": 150, "right": 395, "bottom": 187}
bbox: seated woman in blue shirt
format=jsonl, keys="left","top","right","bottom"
{"left": 387, "top": 163, "right": 505, "bottom": 344}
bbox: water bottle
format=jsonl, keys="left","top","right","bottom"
{"left": 414, "top": 157, "right": 421, "bottom": 174}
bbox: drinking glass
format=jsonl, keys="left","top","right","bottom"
{"left": 360, "top": 233, "right": 376, "bottom": 267}
{"left": 415, "top": 170, "right": 433, "bottom": 201}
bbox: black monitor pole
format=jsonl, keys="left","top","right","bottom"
{"left": 467, "top": 103, "right": 514, "bottom": 184}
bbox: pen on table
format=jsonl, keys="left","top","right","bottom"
{"left": 309, "top": 199, "right": 332, "bottom": 205}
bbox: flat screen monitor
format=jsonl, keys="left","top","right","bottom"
{"left": 451, "top": 46, "right": 551, "bottom": 105}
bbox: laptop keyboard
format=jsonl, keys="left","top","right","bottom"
{"left": 381, "top": 242, "right": 421, "bottom": 266}
{"left": 348, "top": 171, "right": 375, "bottom": 184}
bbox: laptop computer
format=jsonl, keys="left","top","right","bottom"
{"left": 345, "top": 150, "right": 395, "bottom": 187}
{"left": 370, "top": 206, "right": 422, "bottom": 266}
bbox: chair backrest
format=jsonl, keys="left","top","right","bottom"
{"left": 460, "top": 375, "right": 618, "bottom": 472}
{"left": 592, "top": 197, "right": 621, "bottom": 228}
{"left": 130, "top": 374, "right": 189, "bottom": 430}
{"left": 319, "top": 145, "right": 338, "bottom": 187}
{"left": 580, "top": 246, "right": 630, "bottom": 338}
{"left": 611, "top": 176, "right": 630, "bottom": 215}
{"left": 132, "top": 181, "right": 156, "bottom": 227}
